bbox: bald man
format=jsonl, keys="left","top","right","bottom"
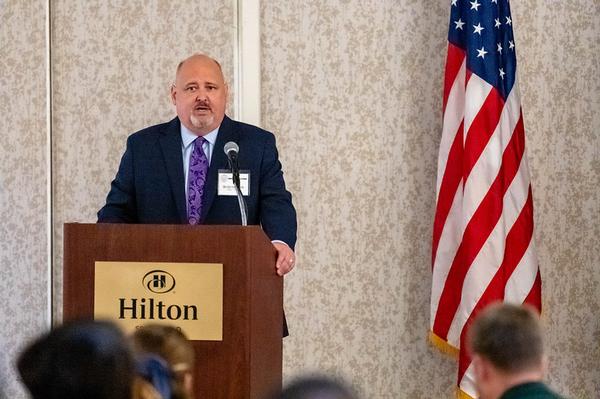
{"left": 98, "top": 54, "right": 297, "bottom": 277}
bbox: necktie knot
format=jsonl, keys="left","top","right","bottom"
{"left": 195, "top": 136, "right": 206, "bottom": 147}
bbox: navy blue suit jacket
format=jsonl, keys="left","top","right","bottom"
{"left": 98, "top": 116, "right": 297, "bottom": 249}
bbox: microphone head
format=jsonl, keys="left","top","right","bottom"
{"left": 224, "top": 141, "right": 239, "bottom": 156}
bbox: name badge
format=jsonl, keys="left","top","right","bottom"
{"left": 218, "top": 169, "right": 250, "bottom": 196}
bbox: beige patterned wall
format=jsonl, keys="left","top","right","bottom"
{"left": 1, "top": 0, "right": 598, "bottom": 398}
{"left": 261, "top": 0, "right": 599, "bottom": 398}
{"left": 513, "top": 1, "right": 600, "bottom": 397}
{"left": 261, "top": 1, "right": 457, "bottom": 397}
{"left": 51, "top": 0, "right": 236, "bottom": 319}
{"left": 0, "top": 1, "right": 49, "bottom": 398}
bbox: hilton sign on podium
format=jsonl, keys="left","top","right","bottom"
{"left": 94, "top": 261, "right": 223, "bottom": 340}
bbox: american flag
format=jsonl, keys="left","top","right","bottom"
{"left": 430, "top": 0, "right": 542, "bottom": 396}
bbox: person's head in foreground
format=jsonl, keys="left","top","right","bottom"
{"left": 469, "top": 303, "right": 564, "bottom": 399}
{"left": 17, "top": 320, "right": 134, "bottom": 399}
{"left": 131, "top": 324, "right": 195, "bottom": 399}
{"left": 271, "top": 375, "right": 359, "bottom": 399}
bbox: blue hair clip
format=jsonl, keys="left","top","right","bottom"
{"left": 135, "top": 354, "right": 173, "bottom": 399}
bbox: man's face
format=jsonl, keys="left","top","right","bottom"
{"left": 171, "top": 55, "right": 228, "bottom": 135}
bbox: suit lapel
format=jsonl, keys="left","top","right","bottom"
{"left": 159, "top": 118, "right": 188, "bottom": 223}
{"left": 201, "top": 116, "right": 239, "bottom": 221}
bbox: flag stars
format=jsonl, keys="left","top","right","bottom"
{"left": 454, "top": 18, "right": 465, "bottom": 30}
{"left": 470, "top": 0, "right": 481, "bottom": 11}
{"left": 506, "top": 16, "right": 512, "bottom": 25}
{"left": 494, "top": 18, "right": 501, "bottom": 28}
{"left": 497, "top": 43, "right": 503, "bottom": 53}
{"left": 491, "top": 0, "right": 498, "bottom": 3}
{"left": 509, "top": 40, "right": 515, "bottom": 50}
{"left": 477, "top": 47, "right": 488, "bottom": 58}
{"left": 473, "top": 23, "right": 484, "bottom": 35}
{"left": 452, "top": 0, "right": 458, "bottom": 6}
{"left": 499, "top": 68, "right": 506, "bottom": 79}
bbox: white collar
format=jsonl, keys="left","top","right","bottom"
{"left": 180, "top": 123, "right": 219, "bottom": 149}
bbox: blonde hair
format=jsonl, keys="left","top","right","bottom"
{"left": 132, "top": 325, "right": 195, "bottom": 399}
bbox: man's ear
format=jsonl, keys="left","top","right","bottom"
{"left": 540, "top": 355, "right": 549, "bottom": 378}
{"left": 472, "top": 354, "right": 489, "bottom": 383}
{"left": 170, "top": 84, "right": 177, "bottom": 105}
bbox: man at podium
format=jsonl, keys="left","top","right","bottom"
{"left": 98, "top": 53, "right": 297, "bottom": 277}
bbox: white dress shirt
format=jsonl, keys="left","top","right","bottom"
{"left": 181, "top": 124, "right": 219, "bottom": 199}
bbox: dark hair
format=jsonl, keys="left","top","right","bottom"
{"left": 271, "top": 375, "right": 359, "bottom": 399}
{"left": 468, "top": 303, "right": 544, "bottom": 373}
{"left": 16, "top": 320, "right": 134, "bottom": 399}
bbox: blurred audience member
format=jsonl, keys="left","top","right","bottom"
{"left": 270, "top": 375, "right": 359, "bottom": 399}
{"left": 133, "top": 354, "right": 173, "bottom": 399}
{"left": 131, "top": 325, "right": 195, "bottom": 399}
{"left": 16, "top": 320, "right": 134, "bottom": 399}
{"left": 469, "top": 303, "right": 565, "bottom": 399}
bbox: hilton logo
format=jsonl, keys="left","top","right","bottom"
{"left": 142, "top": 270, "right": 176, "bottom": 294}
{"left": 118, "top": 269, "right": 197, "bottom": 321}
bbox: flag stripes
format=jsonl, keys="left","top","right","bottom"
{"left": 431, "top": 1, "right": 541, "bottom": 396}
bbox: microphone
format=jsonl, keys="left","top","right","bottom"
{"left": 224, "top": 142, "right": 240, "bottom": 183}
{"left": 224, "top": 141, "right": 240, "bottom": 186}
{"left": 223, "top": 141, "right": 247, "bottom": 226}
{"left": 224, "top": 141, "right": 239, "bottom": 162}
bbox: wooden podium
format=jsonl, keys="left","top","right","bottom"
{"left": 63, "top": 223, "right": 283, "bottom": 399}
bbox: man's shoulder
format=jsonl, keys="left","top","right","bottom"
{"left": 500, "top": 382, "right": 565, "bottom": 399}
{"left": 224, "top": 116, "right": 274, "bottom": 141}
{"left": 127, "top": 117, "right": 179, "bottom": 143}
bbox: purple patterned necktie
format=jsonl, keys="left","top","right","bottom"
{"left": 187, "top": 137, "right": 208, "bottom": 224}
